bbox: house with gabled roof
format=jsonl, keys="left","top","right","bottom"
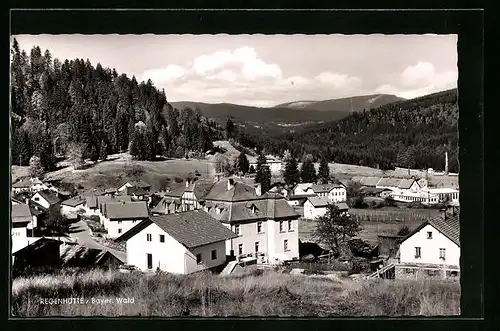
{"left": 116, "top": 210, "right": 238, "bottom": 274}
{"left": 352, "top": 176, "right": 382, "bottom": 188}
{"left": 61, "top": 196, "right": 86, "bottom": 217}
{"left": 306, "top": 183, "right": 347, "bottom": 203}
{"left": 12, "top": 238, "right": 63, "bottom": 277}
{"left": 303, "top": 196, "right": 349, "bottom": 220}
{"left": 203, "top": 179, "right": 301, "bottom": 264}
{"left": 60, "top": 244, "right": 124, "bottom": 269}
{"left": 84, "top": 195, "right": 132, "bottom": 223}
{"left": 396, "top": 215, "right": 460, "bottom": 279}
{"left": 11, "top": 203, "right": 37, "bottom": 252}
{"left": 101, "top": 201, "right": 149, "bottom": 239}
{"left": 31, "top": 189, "right": 61, "bottom": 210}
{"left": 12, "top": 177, "right": 48, "bottom": 194}
{"left": 164, "top": 179, "right": 215, "bottom": 211}
{"left": 376, "top": 177, "right": 420, "bottom": 192}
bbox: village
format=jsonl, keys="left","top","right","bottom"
{"left": 11, "top": 148, "right": 460, "bottom": 282}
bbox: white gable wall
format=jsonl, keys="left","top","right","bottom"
{"left": 126, "top": 222, "right": 186, "bottom": 273}
{"left": 31, "top": 192, "right": 51, "bottom": 209}
{"left": 327, "top": 187, "right": 347, "bottom": 203}
{"left": 304, "top": 200, "right": 327, "bottom": 220}
{"left": 399, "top": 224, "right": 460, "bottom": 267}
{"left": 185, "top": 240, "right": 227, "bottom": 274}
{"left": 107, "top": 219, "right": 143, "bottom": 239}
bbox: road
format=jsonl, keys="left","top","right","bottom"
{"left": 68, "top": 220, "right": 127, "bottom": 263}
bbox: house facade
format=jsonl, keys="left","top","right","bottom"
{"left": 164, "top": 179, "right": 214, "bottom": 211}
{"left": 203, "top": 179, "right": 301, "bottom": 264}
{"left": 31, "top": 190, "right": 61, "bottom": 211}
{"left": 292, "top": 183, "right": 314, "bottom": 196}
{"left": 396, "top": 215, "right": 460, "bottom": 279}
{"left": 118, "top": 180, "right": 151, "bottom": 193}
{"left": 60, "top": 196, "right": 86, "bottom": 217}
{"left": 12, "top": 177, "right": 48, "bottom": 194}
{"left": 102, "top": 201, "right": 149, "bottom": 239}
{"left": 304, "top": 197, "right": 349, "bottom": 220}
{"left": 117, "top": 210, "right": 238, "bottom": 274}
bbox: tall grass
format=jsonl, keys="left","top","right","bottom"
{"left": 11, "top": 268, "right": 460, "bottom": 317}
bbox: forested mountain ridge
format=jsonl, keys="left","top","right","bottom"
{"left": 274, "top": 94, "right": 405, "bottom": 112}
{"left": 235, "top": 89, "right": 459, "bottom": 173}
{"left": 10, "top": 39, "right": 223, "bottom": 171}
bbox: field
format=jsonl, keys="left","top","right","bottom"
{"left": 298, "top": 207, "right": 439, "bottom": 244}
{"left": 11, "top": 268, "right": 460, "bottom": 317}
{"left": 34, "top": 153, "right": 216, "bottom": 193}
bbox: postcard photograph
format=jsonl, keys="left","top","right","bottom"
{"left": 10, "top": 33, "right": 460, "bottom": 317}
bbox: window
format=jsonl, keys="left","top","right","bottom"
{"left": 288, "top": 220, "right": 293, "bottom": 231}
{"left": 279, "top": 221, "right": 284, "bottom": 232}
{"left": 146, "top": 234, "right": 152, "bottom": 242}
{"left": 427, "top": 231, "right": 433, "bottom": 239}
{"left": 118, "top": 228, "right": 122, "bottom": 234}
{"left": 146, "top": 253, "right": 153, "bottom": 269}
{"left": 159, "top": 234, "right": 165, "bottom": 243}
{"left": 257, "top": 222, "right": 263, "bottom": 233}
{"left": 415, "top": 247, "right": 421, "bottom": 258}
{"left": 211, "top": 249, "right": 217, "bottom": 260}
{"left": 439, "top": 248, "right": 446, "bottom": 260}
{"left": 255, "top": 241, "right": 260, "bottom": 253}
{"left": 118, "top": 220, "right": 122, "bottom": 224}
{"left": 196, "top": 253, "right": 202, "bottom": 264}
{"left": 238, "top": 243, "right": 243, "bottom": 256}
{"left": 34, "top": 197, "right": 39, "bottom": 201}
{"left": 284, "top": 239, "right": 289, "bottom": 251}
{"left": 234, "top": 224, "right": 241, "bottom": 235}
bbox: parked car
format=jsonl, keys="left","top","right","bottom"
{"left": 118, "top": 264, "right": 140, "bottom": 274}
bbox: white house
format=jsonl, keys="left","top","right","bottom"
{"left": 420, "top": 188, "right": 460, "bottom": 204}
{"left": 304, "top": 196, "right": 349, "bottom": 220}
{"left": 390, "top": 190, "right": 440, "bottom": 205}
{"left": 116, "top": 210, "right": 238, "bottom": 274}
{"left": 203, "top": 179, "right": 301, "bottom": 264}
{"left": 31, "top": 190, "right": 61, "bottom": 211}
{"left": 249, "top": 158, "right": 282, "bottom": 174}
{"left": 84, "top": 195, "right": 132, "bottom": 223}
{"left": 11, "top": 203, "right": 37, "bottom": 252}
{"left": 397, "top": 215, "right": 460, "bottom": 278}
{"left": 376, "top": 177, "right": 420, "bottom": 193}
{"left": 101, "top": 201, "right": 149, "bottom": 239}
{"left": 60, "top": 196, "right": 86, "bottom": 217}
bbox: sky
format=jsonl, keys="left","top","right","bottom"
{"left": 12, "top": 34, "right": 458, "bottom": 107}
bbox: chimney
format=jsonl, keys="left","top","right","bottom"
{"left": 445, "top": 152, "right": 449, "bottom": 175}
{"left": 255, "top": 183, "right": 262, "bottom": 196}
{"left": 25, "top": 198, "right": 29, "bottom": 204}
{"left": 186, "top": 178, "right": 190, "bottom": 188}
{"left": 227, "top": 178, "right": 235, "bottom": 191}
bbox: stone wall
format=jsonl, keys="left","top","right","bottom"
{"left": 395, "top": 264, "right": 460, "bottom": 281}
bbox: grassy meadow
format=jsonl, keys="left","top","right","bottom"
{"left": 11, "top": 268, "right": 460, "bottom": 317}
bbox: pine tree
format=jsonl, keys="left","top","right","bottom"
{"left": 254, "top": 154, "right": 267, "bottom": 184}
{"left": 129, "top": 128, "right": 145, "bottom": 160}
{"left": 18, "top": 130, "right": 32, "bottom": 166}
{"left": 284, "top": 156, "right": 300, "bottom": 187}
{"left": 99, "top": 139, "right": 108, "bottom": 161}
{"left": 236, "top": 152, "right": 250, "bottom": 174}
{"left": 300, "top": 159, "right": 317, "bottom": 183}
{"left": 29, "top": 156, "right": 44, "bottom": 178}
{"left": 318, "top": 157, "right": 330, "bottom": 184}
{"left": 39, "top": 137, "right": 56, "bottom": 171}
{"left": 260, "top": 165, "right": 272, "bottom": 194}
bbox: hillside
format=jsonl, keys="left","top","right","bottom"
{"left": 236, "top": 89, "right": 459, "bottom": 173}
{"left": 275, "top": 94, "right": 405, "bottom": 112}
{"left": 12, "top": 268, "right": 460, "bottom": 317}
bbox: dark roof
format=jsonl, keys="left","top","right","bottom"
{"left": 361, "top": 187, "right": 393, "bottom": 194}
{"left": 97, "top": 195, "right": 132, "bottom": 211}
{"left": 204, "top": 179, "right": 260, "bottom": 202}
{"left": 117, "top": 210, "right": 238, "bottom": 248}
{"left": 287, "top": 194, "right": 312, "bottom": 200}
{"left": 401, "top": 214, "right": 460, "bottom": 247}
{"left": 61, "top": 196, "right": 86, "bottom": 207}
{"left": 352, "top": 176, "right": 381, "bottom": 187}
{"left": 12, "top": 238, "right": 62, "bottom": 256}
{"left": 11, "top": 204, "right": 32, "bottom": 224}
{"left": 208, "top": 195, "right": 299, "bottom": 223}
{"left": 191, "top": 181, "right": 216, "bottom": 200}
{"left": 310, "top": 184, "right": 344, "bottom": 193}
{"left": 12, "top": 179, "right": 31, "bottom": 188}
{"left": 398, "top": 179, "right": 418, "bottom": 189}
{"left": 35, "top": 190, "right": 61, "bottom": 205}
{"left": 377, "top": 177, "right": 402, "bottom": 188}
{"left": 105, "top": 201, "right": 149, "bottom": 220}
{"left": 165, "top": 185, "right": 187, "bottom": 198}
{"left": 306, "top": 196, "right": 329, "bottom": 207}
{"left": 85, "top": 196, "right": 98, "bottom": 209}
{"left": 60, "top": 244, "right": 124, "bottom": 265}
{"left": 151, "top": 197, "right": 176, "bottom": 214}
{"left": 125, "top": 186, "right": 149, "bottom": 196}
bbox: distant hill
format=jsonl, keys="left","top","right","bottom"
{"left": 275, "top": 94, "right": 405, "bottom": 112}
{"left": 237, "top": 88, "right": 459, "bottom": 173}
{"left": 170, "top": 101, "right": 349, "bottom": 125}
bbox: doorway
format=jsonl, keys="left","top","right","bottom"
{"left": 146, "top": 253, "right": 153, "bottom": 270}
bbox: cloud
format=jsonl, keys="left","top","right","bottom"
{"left": 140, "top": 46, "right": 363, "bottom": 106}
{"left": 374, "top": 61, "right": 457, "bottom": 99}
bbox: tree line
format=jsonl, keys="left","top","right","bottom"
{"left": 10, "top": 39, "right": 223, "bottom": 174}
